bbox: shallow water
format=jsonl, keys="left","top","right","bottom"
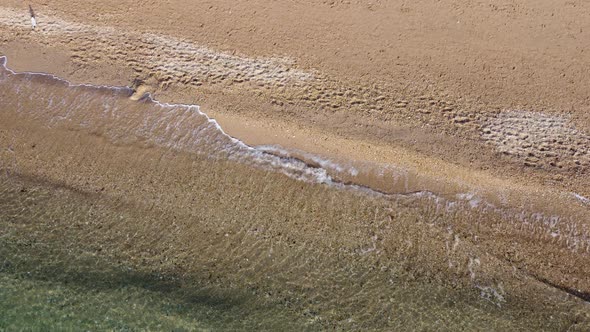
{"left": 1, "top": 56, "right": 589, "bottom": 330}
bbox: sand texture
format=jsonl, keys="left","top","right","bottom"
{"left": 1, "top": 1, "right": 590, "bottom": 330}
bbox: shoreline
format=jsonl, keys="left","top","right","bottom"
{"left": 1, "top": 4, "right": 589, "bottom": 206}
{"left": 1, "top": 53, "right": 588, "bottom": 225}
{"left": 1, "top": 73, "right": 589, "bottom": 329}
{"left": 0, "top": 4, "right": 588, "bottom": 201}
{"left": 2, "top": 15, "right": 590, "bottom": 328}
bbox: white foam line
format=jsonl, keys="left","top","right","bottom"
{"left": 255, "top": 145, "right": 359, "bottom": 176}
{"left": 0, "top": 55, "right": 335, "bottom": 185}
{"left": 0, "top": 56, "right": 131, "bottom": 92}
{"left": 572, "top": 193, "right": 590, "bottom": 205}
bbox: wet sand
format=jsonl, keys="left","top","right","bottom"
{"left": 1, "top": 2, "right": 589, "bottom": 198}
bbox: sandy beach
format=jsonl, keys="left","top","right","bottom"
{"left": 1, "top": 1, "right": 590, "bottom": 330}
{"left": 1, "top": 0, "right": 589, "bottom": 195}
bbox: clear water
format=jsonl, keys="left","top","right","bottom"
{"left": 1, "top": 56, "right": 589, "bottom": 330}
